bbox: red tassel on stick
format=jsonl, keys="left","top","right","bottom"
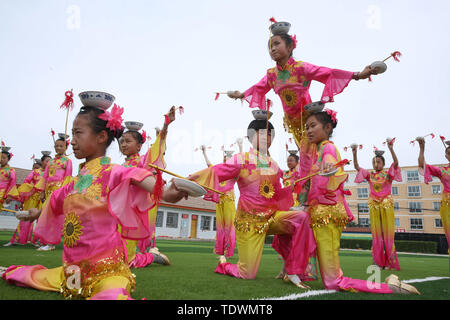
{"left": 359, "top": 144, "right": 363, "bottom": 150}
{"left": 60, "top": 89, "right": 74, "bottom": 110}
{"left": 214, "top": 93, "right": 220, "bottom": 101}
{"left": 343, "top": 147, "right": 348, "bottom": 152}
{"left": 392, "top": 51, "right": 402, "bottom": 62}
{"left": 153, "top": 169, "right": 164, "bottom": 203}
{"left": 269, "top": 17, "right": 277, "bottom": 23}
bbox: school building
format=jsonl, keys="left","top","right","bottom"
{"left": 344, "top": 164, "right": 446, "bottom": 235}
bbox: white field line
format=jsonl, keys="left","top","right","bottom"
{"left": 254, "top": 276, "right": 450, "bottom": 300}
{"left": 403, "top": 276, "right": 450, "bottom": 283}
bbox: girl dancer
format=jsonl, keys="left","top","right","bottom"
{"left": 301, "top": 109, "right": 418, "bottom": 294}
{"left": 200, "top": 145, "right": 236, "bottom": 259}
{"left": 118, "top": 107, "right": 177, "bottom": 268}
{"left": 352, "top": 141, "right": 401, "bottom": 270}
{"left": 2, "top": 100, "right": 187, "bottom": 300}
{"left": 417, "top": 137, "right": 450, "bottom": 271}
{"left": 0, "top": 147, "right": 19, "bottom": 210}
{"left": 5, "top": 159, "right": 42, "bottom": 246}
{"left": 190, "top": 113, "right": 316, "bottom": 288}
{"left": 35, "top": 137, "right": 73, "bottom": 251}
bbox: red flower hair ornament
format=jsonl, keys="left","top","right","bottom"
{"left": 324, "top": 108, "right": 338, "bottom": 124}
{"left": 98, "top": 104, "right": 124, "bottom": 133}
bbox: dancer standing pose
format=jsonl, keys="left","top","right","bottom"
{"left": 352, "top": 140, "right": 401, "bottom": 270}
{"left": 5, "top": 159, "right": 43, "bottom": 246}
{"left": 417, "top": 137, "right": 450, "bottom": 272}
{"left": 200, "top": 145, "right": 236, "bottom": 259}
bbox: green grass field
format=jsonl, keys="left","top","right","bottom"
{"left": 0, "top": 230, "right": 449, "bottom": 300}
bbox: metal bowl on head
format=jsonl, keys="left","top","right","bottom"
{"left": 41, "top": 151, "right": 52, "bottom": 156}
{"left": 124, "top": 121, "right": 144, "bottom": 131}
{"left": 288, "top": 150, "right": 298, "bottom": 156}
{"left": 252, "top": 110, "right": 273, "bottom": 120}
{"left": 445, "top": 140, "right": 450, "bottom": 146}
{"left": 370, "top": 61, "right": 387, "bottom": 74}
{"left": 224, "top": 151, "right": 234, "bottom": 158}
{"left": 1, "top": 146, "right": 11, "bottom": 152}
{"left": 58, "top": 133, "right": 69, "bottom": 140}
{"left": 79, "top": 91, "right": 115, "bottom": 110}
{"left": 374, "top": 150, "right": 385, "bottom": 157}
{"left": 269, "top": 21, "right": 291, "bottom": 35}
{"left": 304, "top": 101, "right": 325, "bottom": 113}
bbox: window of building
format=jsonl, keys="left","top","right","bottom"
{"left": 391, "top": 186, "right": 399, "bottom": 196}
{"left": 395, "top": 218, "right": 400, "bottom": 227}
{"left": 156, "top": 211, "right": 164, "bottom": 227}
{"left": 406, "top": 170, "right": 419, "bottom": 182}
{"left": 166, "top": 212, "right": 179, "bottom": 228}
{"left": 410, "top": 218, "right": 423, "bottom": 230}
{"left": 432, "top": 185, "right": 441, "bottom": 195}
{"left": 359, "top": 217, "right": 370, "bottom": 227}
{"left": 434, "top": 219, "right": 443, "bottom": 228}
{"left": 408, "top": 202, "right": 422, "bottom": 213}
{"left": 213, "top": 217, "right": 216, "bottom": 231}
{"left": 357, "top": 203, "right": 369, "bottom": 213}
{"left": 407, "top": 186, "right": 421, "bottom": 197}
{"left": 357, "top": 188, "right": 369, "bottom": 199}
{"left": 200, "top": 216, "right": 211, "bottom": 231}
{"left": 433, "top": 202, "right": 441, "bottom": 211}
{"left": 394, "top": 202, "right": 399, "bottom": 211}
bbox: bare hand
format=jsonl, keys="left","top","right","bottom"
{"left": 162, "top": 179, "right": 188, "bottom": 203}
{"left": 200, "top": 145, "right": 206, "bottom": 152}
{"left": 26, "top": 208, "right": 41, "bottom": 222}
{"left": 166, "top": 106, "right": 176, "bottom": 124}
{"left": 417, "top": 138, "right": 425, "bottom": 149}
{"left": 358, "top": 65, "right": 378, "bottom": 79}
{"left": 322, "top": 162, "right": 334, "bottom": 173}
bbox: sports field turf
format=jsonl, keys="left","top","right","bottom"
{"left": 0, "top": 231, "right": 448, "bottom": 300}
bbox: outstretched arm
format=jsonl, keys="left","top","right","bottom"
{"left": 387, "top": 140, "right": 399, "bottom": 168}
{"left": 160, "top": 106, "right": 176, "bottom": 140}
{"left": 418, "top": 138, "right": 425, "bottom": 169}
{"left": 201, "top": 145, "right": 212, "bottom": 167}
{"left": 133, "top": 176, "right": 187, "bottom": 203}
{"left": 352, "top": 146, "right": 361, "bottom": 172}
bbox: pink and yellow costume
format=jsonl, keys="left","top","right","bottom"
{"left": 244, "top": 57, "right": 353, "bottom": 148}
{"left": 304, "top": 140, "right": 393, "bottom": 293}
{"left": 354, "top": 163, "right": 402, "bottom": 270}
{"left": 282, "top": 165, "right": 301, "bottom": 207}
{"left": 191, "top": 149, "right": 316, "bottom": 280}
{"left": 8, "top": 168, "right": 42, "bottom": 245}
{"left": 2, "top": 156, "right": 154, "bottom": 300}
{"left": 420, "top": 163, "right": 450, "bottom": 271}
{"left": 0, "top": 165, "right": 19, "bottom": 208}
{"left": 204, "top": 174, "right": 236, "bottom": 258}
{"left": 35, "top": 154, "right": 73, "bottom": 203}
{"left": 119, "top": 133, "right": 166, "bottom": 268}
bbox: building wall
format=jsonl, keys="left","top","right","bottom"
{"left": 155, "top": 205, "right": 217, "bottom": 240}
{"left": 345, "top": 164, "right": 445, "bottom": 234}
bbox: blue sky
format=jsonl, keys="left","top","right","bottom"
{"left": 1, "top": 0, "right": 449, "bottom": 177}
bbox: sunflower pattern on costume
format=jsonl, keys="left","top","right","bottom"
{"left": 259, "top": 180, "right": 275, "bottom": 199}
{"left": 369, "top": 170, "right": 389, "bottom": 194}
{"left": 63, "top": 212, "right": 84, "bottom": 247}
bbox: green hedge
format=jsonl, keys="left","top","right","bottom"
{"left": 340, "top": 239, "right": 438, "bottom": 254}
{"left": 267, "top": 236, "right": 438, "bottom": 254}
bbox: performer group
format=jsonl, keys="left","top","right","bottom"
{"left": 0, "top": 18, "right": 448, "bottom": 299}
